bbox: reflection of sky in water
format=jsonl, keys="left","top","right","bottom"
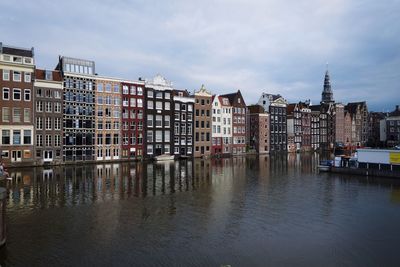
{"left": 2, "top": 155, "right": 400, "bottom": 266}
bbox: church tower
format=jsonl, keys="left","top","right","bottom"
{"left": 321, "top": 68, "right": 334, "bottom": 104}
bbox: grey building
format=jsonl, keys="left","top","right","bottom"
{"left": 34, "top": 69, "right": 63, "bottom": 164}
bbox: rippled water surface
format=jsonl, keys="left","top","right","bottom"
{"left": 1, "top": 154, "right": 400, "bottom": 266}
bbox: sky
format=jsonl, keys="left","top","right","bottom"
{"left": 1, "top": 0, "right": 399, "bottom": 111}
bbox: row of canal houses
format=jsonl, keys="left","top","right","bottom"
{"left": 0, "top": 43, "right": 371, "bottom": 166}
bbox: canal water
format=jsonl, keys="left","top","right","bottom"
{"left": 1, "top": 154, "right": 400, "bottom": 266}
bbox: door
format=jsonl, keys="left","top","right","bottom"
{"left": 155, "top": 145, "right": 162, "bottom": 156}
{"left": 12, "top": 151, "right": 22, "bottom": 162}
{"left": 44, "top": 150, "right": 53, "bottom": 162}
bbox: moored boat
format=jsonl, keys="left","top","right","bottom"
{"left": 155, "top": 154, "right": 175, "bottom": 161}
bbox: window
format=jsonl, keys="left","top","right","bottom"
{"left": 54, "top": 91, "right": 61, "bottom": 99}
{"left": 46, "top": 117, "right": 52, "bottom": 130}
{"left": 13, "top": 108, "right": 21, "bottom": 122}
{"left": 13, "top": 88, "right": 21, "bottom": 100}
{"left": 123, "top": 85, "right": 129, "bottom": 94}
{"left": 13, "top": 130, "right": 21, "bottom": 144}
{"left": 130, "top": 98, "right": 136, "bottom": 107}
{"left": 2, "top": 88, "right": 9, "bottom": 100}
{"left": 147, "top": 145, "right": 153, "bottom": 155}
{"left": 155, "top": 131, "right": 162, "bottom": 142}
{"left": 137, "top": 87, "right": 143, "bottom": 95}
{"left": 23, "top": 130, "right": 32, "bottom": 144}
{"left": 137, "top": 99, "right": 143, "bottom": 107}
{"left": 36, "top": 117, "right": 42, "bottom": 129}
{"left": 1, "top": 130, "right": 10, "bottom": 145}
{"left": 165, "top": 102, "right": 170, "bottom": 110}
{"left": 147, "top": 91, "right": 153, "bottom": 98}
{"left": 113, "top": 84, "right": 119, "bottom": 93}
{"left": 175, "top": 103, "right": 180, "bottom": 110}
{"left": 24, "top": 108, "right": 30, "bottom": 122}
{"left": 156, "top": 92, "right": 162, "bottom": 99}
{"left": 55, "top": 118, "right": 61, "bottom": 130}
{"left": 54, "top": 102, "right": 61, "bottom": 113}
{"left": 97, "top": 83, "right": 103, "bottom": 92}
{"left": 156, "top": 101, "right": 162, "bottom": 110}
{"left": 105, "top": 84, "right": 112, "bottom": 92}
{"left": 165, "top": 92, "right": 170, "bottom": 99}
{"left": 45, "top": 102, "right": 52, "bottom": 113}
{"left": 13, "top": 71, "right": 21, "bottom": 82}
{"left": 130, "top": 86, "right": 136, "bottom": 95}
{"left": 24, "top": 73, "right": 31, "bottom": 83}
{"left": 45, "top": 135, "right": 52, "bottom": 146}
{"left": 147, "top": 100, "right": 154, "bottom": 109}
{"left": 55, "top": 135, "right": 61, "bottom": 147}
{"left": 36, "top": 134, "right": 43, "bottom": 146}
{"left": 147, "top": 115, "right": 153, "bottom": 127}
{"left": 147, "top": 131, "right": 153, "bottom": 142}
{"left": 156, "top": 115, "right": 162, "bottom": 127}
{"left": 165, "top": 115, "right": 170, "bottom": 127}
{"left": 2, "top": 70, "right": 9, "bottom": 81}
{"left": 165, "top": 131, "right": 170, "bottom": 142}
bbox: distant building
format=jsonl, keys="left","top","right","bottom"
{"left": 95, "top": 77, "right": 122, "bottom": 161}
{"left": 34, "top": 69, "right": 63, "bottom": 164}
{"left": 221, "top": 90, "right": 246, "bottom": 155}
{"left": 144, "top": 75, "right": 174, "bottom": 158}
{"left": 56, "top": 56, "right": 96, "bottom": 162}
{"left": 193, "top": 85, "right": 212, "bottom": 157}
{"left": 173, "top": 89, "right": 195, "bottom": 157}
{"left": 211, "top": 95, "right": 232, "bottom": 155}
{"left": 367, "top": 111, "right": 386, "bottom": 147}
{"left": 287, "top": 101, "right": 311, "bottom": 152}
{"left": 0, "top": 43, "right": 35, "bottom": 165}
{"left": 247, "top": 105, "right": 269, "bottom": 154}
{"left": 258, "top": 93, "right": 288, "bottom": 152}
{"left": 345, "top": 101, "right": 368, "bottom": 147}
{"left": 121, "top": 80, "right": 145, "bottom": 160}
{"left": 335, "top": 103, "right": 345, "bottom": 144}
{"left": 381, "top": 105, "right": 400, "bottom": 147}
{"left": 310, "top": 105, "right": 320, "bottom": 150}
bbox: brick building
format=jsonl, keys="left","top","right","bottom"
{"left": 247, "top": 105, "right": 269, "bottom": 154}
{"left": 0, "top": 43, "right": 35, "bottom": 165}
{"left": 193, "top": 85, "right": 212, "bottom": 157}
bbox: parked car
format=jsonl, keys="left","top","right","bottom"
{"left": 394, "top": 145, "right": 400, "bottom": 150}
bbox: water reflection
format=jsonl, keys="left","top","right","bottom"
{"left": 2, "top": 155, "right": 400, "bottom": 266}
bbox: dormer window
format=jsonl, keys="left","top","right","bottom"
{"left": 24, "top": 58, "right": 32, "bottom": 64}
{"left": 13, "top": 56, "right": 22, "bottom": 63}
{"left": 238, "top": 98, "right": 241, "bottom": 103}
{"left": 45, "top": 71, "right": 53, "bottom": 80}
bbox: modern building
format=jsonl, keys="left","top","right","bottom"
{"left": 95, "top": 77, "right": 122, "bottom": 161}
{"left": 144, "top": 75, "right": 174, "bottom": 158}
{"left": 193, "top": 85, "right": 212, "bottom": 158}
{"left": 258, "top": 93, "right": 288, "bottom": 152}
{"left": 211, "top": 95, "right": 233, "bottom": 156}
{"left": 56, "top": 56, "right": 96, "bottom": 162}
{"left": 34, "top": 69, "right": 63, "bottom": 164}
{"left": 0, "top": 43, "right": 35, "bottom": 165}
{"left": 121, "top": 80, "right": 145, "bottom": 160}
{"left": 221, "top": 90, "right": 246, "bottom": 155}
{"left": 247, "top": 105, "right": 269, "bottom": 154}
{"left": 173, "top": 90, "right": 195, "bottom": 157}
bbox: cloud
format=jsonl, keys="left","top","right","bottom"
{"left": 1, "top": 0, "right": 399, "bottom": 110}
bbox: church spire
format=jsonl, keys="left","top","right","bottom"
{"left": 321, "top": 65, "right": 334, "bottom": 104}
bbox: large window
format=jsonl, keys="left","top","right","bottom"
{"left": 147, "top": 131, "right": 153, "bottom": 142}
{"left": 24, "top": 108, "right": 30, "bottom": 122}
{"left": 156, "top": 101, "right": 162, "bottom": 110}
{"left": 165, "top": 115, "right": 170, "bottom": 128}
{"left": 147, "top": 100, "right": 154, "bottom": 109}
{"left": 156, "top": 115, "right": 162, "bottom": 127}
{"left": 13, "top": 71, "right": 21, "bottom": 82}
{"left": 24, "top": 73, "right": 31, "bottom": 83}
{"left": 13, "top": 108, "right": 21, "bottom": 122}
{"left": 2, "top": 70, "right": 9, "bottom": 81}
{"left": 13, "top": 88, "right": 21, "bottom": 100}
{"left": 1, "top": 130, "right": 10, "bottom": 145}
{"left": 23, "top": 130, "right": 31, "bottom": 144}
{"left": 2, "top": 88, "right": 9, "bottom": 100}
{"left": 13, "top": 130, "right": 21, "bottom": 144}
{"left": 147, "top": 115, "right": 153, "bottom": 127}
{"left": 155, "top": 131, "right": 162, "bottom": 142}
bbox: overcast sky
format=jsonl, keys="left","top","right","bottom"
{"left": 1, "top": 0, "right": 399, "bottom": 111}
